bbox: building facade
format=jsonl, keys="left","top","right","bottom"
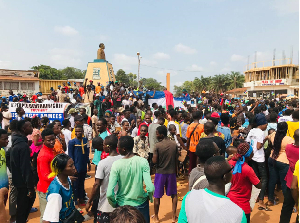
{"left": 244, "top": 58, "right": 299, "bottom": 98}
{"left": 0, "top": 69, "right": 40, "bottom": 96}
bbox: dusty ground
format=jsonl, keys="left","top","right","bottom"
{"left": 5, "top": 165, "right": 297, "bottom": 223}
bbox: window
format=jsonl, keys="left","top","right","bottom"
{"left": 21, "top": 82, "right": 27, "bottom": 90}
{"left": 4, "top": 82, "right": 11, "bottom": 90}
{"left": 11, "top": 82, "right": 19, "bottom": 90}
{"left": 0, "top": 82, "right": 2, "bottom": 90}
{"left": 28, "top": 82, "right": 34, "bottom": 90}
{"left": 93, "top": 68, "right": 101, "bottom": 80}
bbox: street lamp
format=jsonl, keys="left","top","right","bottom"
{"left": 137, "top": 52, "right": 140, "bottom": 88}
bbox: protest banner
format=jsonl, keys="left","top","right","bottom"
{"left": 9, "top": 102, "right": 70, "bottom": 123}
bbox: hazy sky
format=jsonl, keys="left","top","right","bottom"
{"left": 0, "top": 0, "right": 299, "bottom": 91}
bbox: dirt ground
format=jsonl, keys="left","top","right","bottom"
{"left": 5, "top": 165, "right": 297, "bottom": 223}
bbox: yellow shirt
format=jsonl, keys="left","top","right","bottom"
{"left": 287, "top": 121, "right": 299, "bottom": 139}
{"left": 164, "top": 119, "right": 168, "bottom": 128}
{"left": 201, "top": 132, "right": 225, "bottom": 140}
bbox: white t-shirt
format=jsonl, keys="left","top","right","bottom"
{"left": 2, "top": 111, "right": 12, "bottom": 128}
{"left": 69, "top": 116, "right": 75, "bottom": 129}
{"left": 122, "top": 99, "right": 132, "bottom": 107}
{"left": 61, "top": 128, "right": 71, "bottom": 155}
{"left": 278, "top": 116, "right": 293, "bottom": 123}
{"left": 167, "top": 121, "right": 180, "bottom": 135}
{"left": 95, "top": 155, "right": 123, "bottom": 212}
{"left": 246, "top": 128, "right": 265, "bottom": 162}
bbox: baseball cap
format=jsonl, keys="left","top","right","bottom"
{"left": 211, "top": 112, "right": 220, "bottom": 118}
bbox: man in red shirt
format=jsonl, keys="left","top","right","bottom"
{"left": 227, "top": 142, "right": 262, "bottom": 222}
{"left": 79, "top": 84, "right": 85, "bottom": 97}
{"left": 37, "top": 129, "right": 56, "bottom": 223}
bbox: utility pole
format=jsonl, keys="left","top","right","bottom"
{"left": 137, "top": 52, "right": 140, "bottom": 89}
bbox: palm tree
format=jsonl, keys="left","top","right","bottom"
{"left": 229, "top": 71, "right": 245, "bottom": 89}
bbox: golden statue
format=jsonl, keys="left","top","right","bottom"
{"left": 97, "top": 43, "right": 106, "bottom": 60}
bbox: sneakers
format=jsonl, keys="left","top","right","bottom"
{"left": 85, "top": 174, "right": 92, "bottom": 179}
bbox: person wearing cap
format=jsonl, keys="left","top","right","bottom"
{"left": 58, "top": 88, "right": 66, "bottom": 103}
{"left": 89, "top": 80, "right": 95, "bottom": 91}
{"left": 56, "top": 85, "right": 62, "bottom": 100}
{"left": 68, "top": 108, "right": 78, "bottom": 129}
{"left": 83, "top": 84, "right": 95, "bottom": 104}
{"left": 63, "top": 82, "right": 69, "bottom": 93}
{"left": 94, "top": 94, "right": 102, "bottom": 118}
{"left": 246, "top": 113, "right": 268, "bottom": 211}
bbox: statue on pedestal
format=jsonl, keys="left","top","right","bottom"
{"left": 97, "top": 43, "right": 106, "bottom": 60}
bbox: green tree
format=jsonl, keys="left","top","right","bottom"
{"left": 31, "top": 64, "right": 63, "bottom": 79}
{"left": 61, "top": 67, "right": 85, "bottom": 79}
{"left": 128, "top": 73, "right": 137, "bottom": 86}
{"left": 115, "top": 69, "right": 130, "bottom": 85}
{"left": 228, "top": 71, "right": 245, "bottom": 89}
{"left": 140, "top": 78, "right": 164, "bottom": 91}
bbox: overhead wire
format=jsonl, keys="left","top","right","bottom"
{"left": 140, "top": 64, "right": 203, "bottom": 72}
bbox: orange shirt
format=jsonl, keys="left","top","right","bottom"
{"left": 53, "top": 138, "right": 64, "bottom": 155}
{"left": 95, "top": 86, "right": 102, "bottom": 94}
{"left": 186, "top": 123, "right": 204, "bottom": 152}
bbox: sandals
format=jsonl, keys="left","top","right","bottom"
{"left": 258, "top": 205, "right": 272, "bottom": 211}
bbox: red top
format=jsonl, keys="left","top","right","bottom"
{"left": 37, "top": 145, "right": 55, "bottom": 193}
{"left": 285, "top": 143, "right": 299, "bottom": 188}
{"left": 79, "top": 87, "right": 84, "bottom": 96}
{"left": 227, "top": 160, "right": 260, "bottom": 214}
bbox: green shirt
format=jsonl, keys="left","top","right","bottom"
{"left": 107, "top": 155, "right": 154, "bottom": 207}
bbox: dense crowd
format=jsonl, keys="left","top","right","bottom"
{"left": 0, "top": 78, "right": 299, "bottom": 223}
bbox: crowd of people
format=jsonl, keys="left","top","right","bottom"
{"left": 0, "top": 79, "right": 299, "bottom": 223}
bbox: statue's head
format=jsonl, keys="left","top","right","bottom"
{"left": 99, "top": 43, "right": 105, "bottom": 49}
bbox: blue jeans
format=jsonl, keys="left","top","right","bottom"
{"left": 268, "top": 157, "right": 289, "bottom": 202}
{"left": 135, "top": 199, "right": 150, "bottom": 223}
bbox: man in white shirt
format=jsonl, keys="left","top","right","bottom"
{"left": 2, "top": 106, "right": 12, "bottom": 131}
{"left": 246, "top": 113, "right": 268, "bottom": 210}
{"left": 122, "top": 95, "right": 132, "bottom": 108}
{"left": 61, "top": 119, "right": 72, "bottom": 154}
{"left": 278, "top": 109, "right": 293, "bottom": 123}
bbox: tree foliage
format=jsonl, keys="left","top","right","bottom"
{"left": 115, "top": 69, "right": 164, "bottom": 90}
{"left": 140, "top": 78, "right": 164, "bottom": 91}
{"left": 31, "top": 65, "right": 85, "bottom": 80}
{"left": 173, "top": 72, "right": 245, "bottom": 96}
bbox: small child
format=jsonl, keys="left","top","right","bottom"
{"left": 226, "top": 146, "right": 238, "bottom": 161}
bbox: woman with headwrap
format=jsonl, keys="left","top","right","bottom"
{"left": 267, "top": 122, "right": 294, "bottom": 206}
{"left": 227, "top": 142, "right": 263, "bottom": 223}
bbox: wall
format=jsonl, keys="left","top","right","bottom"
{"left": 85, "top": 60, "right": 116, "bottom": 85}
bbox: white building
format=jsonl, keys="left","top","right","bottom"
{"left": 244, "top": 58, "right": 299, "bottom": 99}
